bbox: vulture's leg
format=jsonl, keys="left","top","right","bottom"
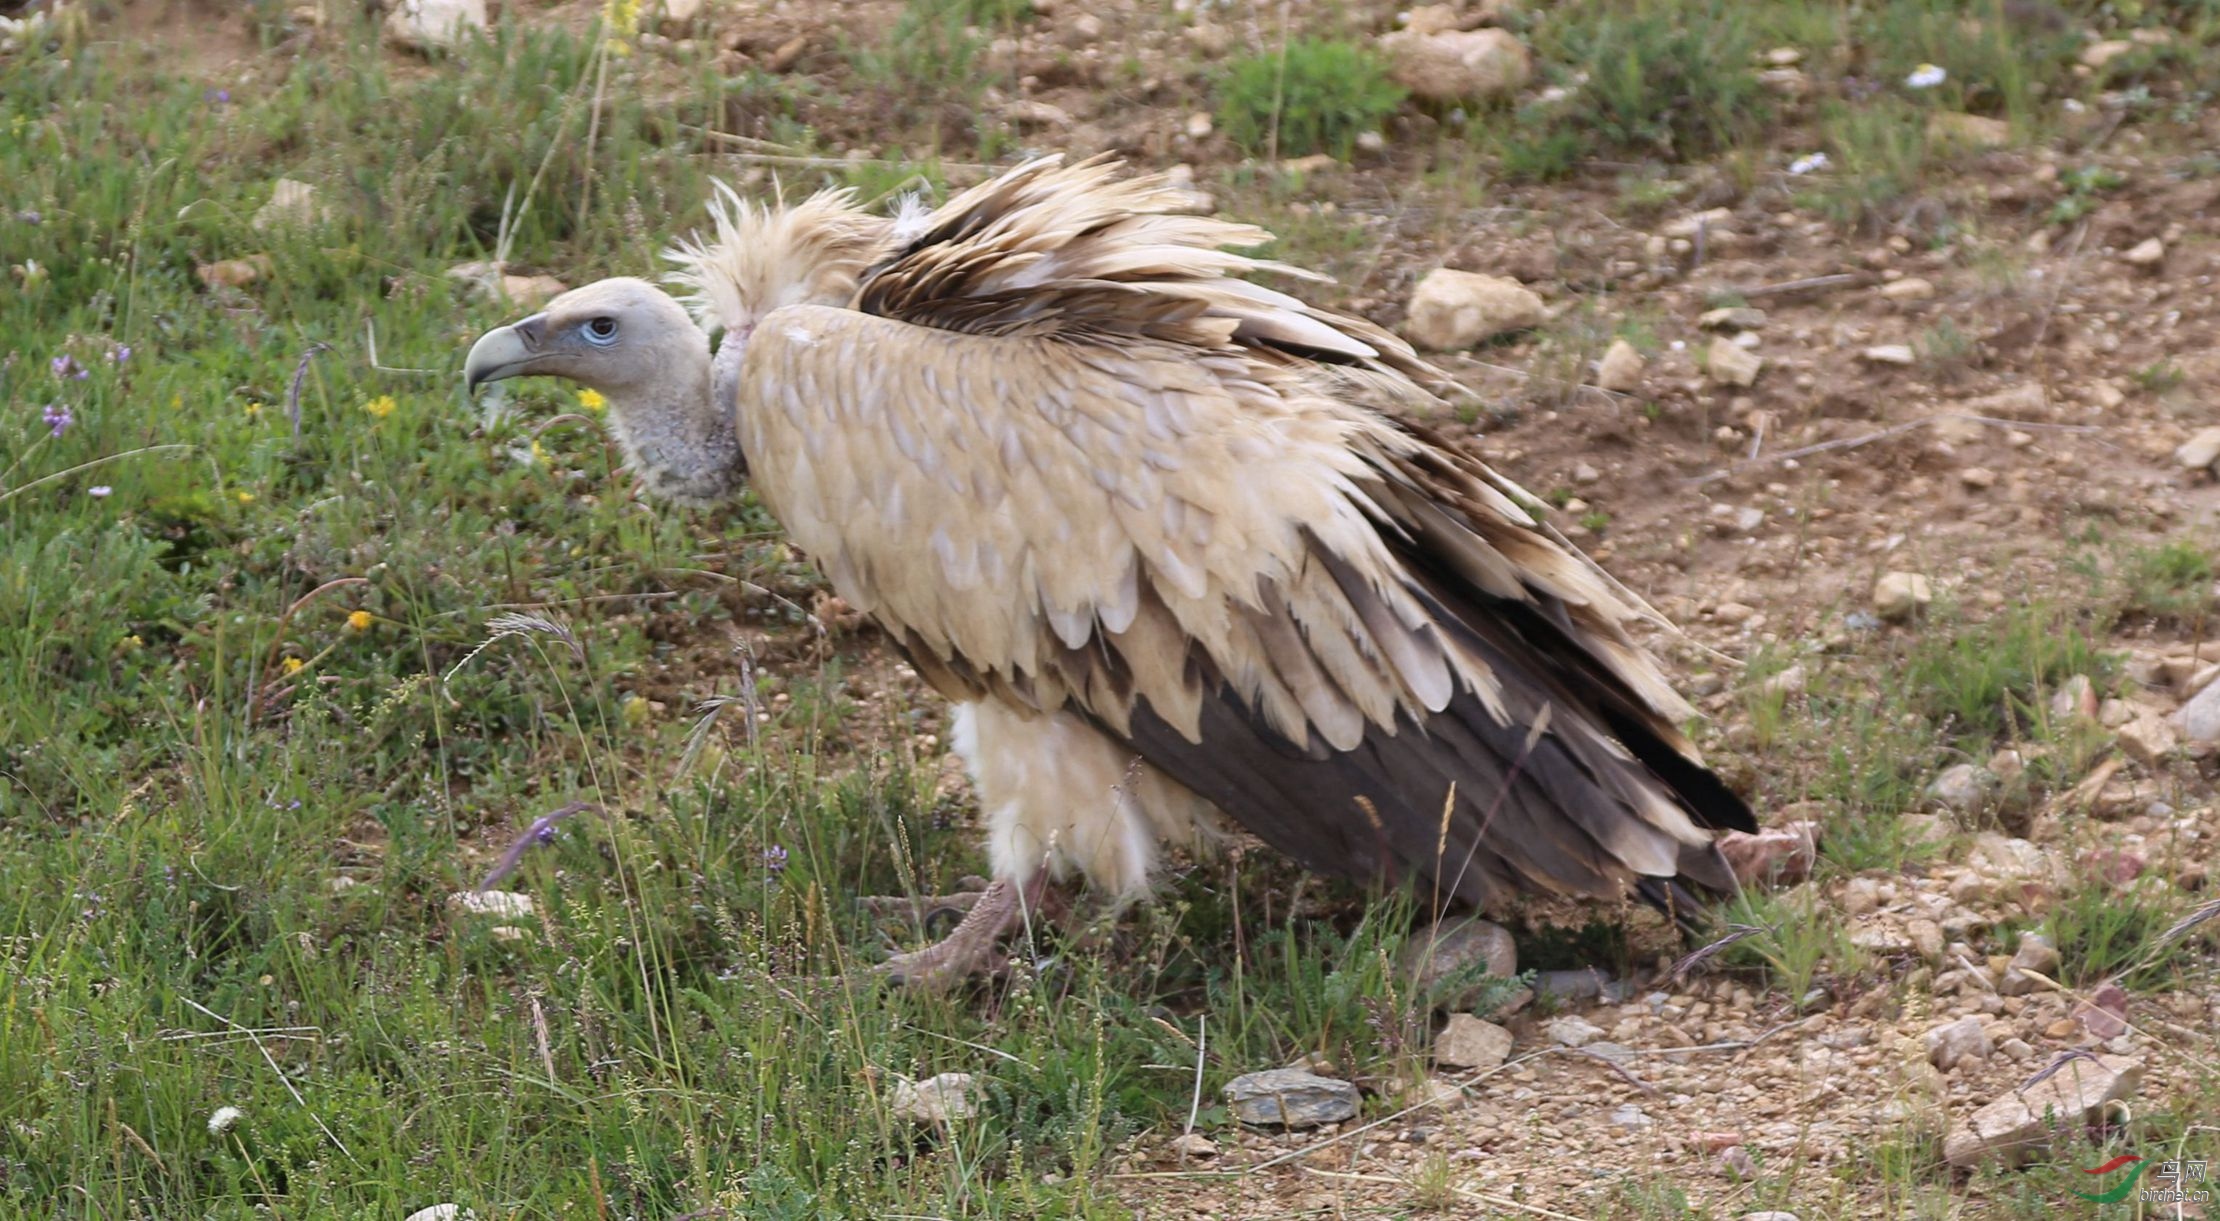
{"left": 874, "top": 870, "right": 1057, "bottom": 990}
{"left": 856, "top": 877, "right": 992, "bottom": 934}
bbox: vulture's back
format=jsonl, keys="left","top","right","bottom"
{"left": 716, "top": 156, "right": 1754, "bottom": 917}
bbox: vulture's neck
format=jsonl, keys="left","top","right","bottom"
{"left": 611, "top": 342, "right": 740, "bottom": 506}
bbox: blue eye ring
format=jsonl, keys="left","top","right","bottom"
{"left": 583, "top": 317, "right": 619, "bottom": 346}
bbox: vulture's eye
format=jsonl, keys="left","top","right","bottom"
{"left": 583, "top": 317, "right": 619, "bottom": 345}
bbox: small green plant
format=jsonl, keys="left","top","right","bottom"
{"left": 1717, "top": 889, "right": 1864, "bottom": 1006}
{"left": 2119, "top": 540, "right": 2215, "bottom": 624}
{"left": 1216, "top": 37, "right": 1405, "bottom": 160}
{"left": 2049, "top": 164, "right": 2128, "bottom": 224}
{"left": 1512, "top": 0, "right": 1767, "bottom": 169}
{"left": 1815, "top": 98, "right": 1933, "bottom": 229}
{"left": 2132, "top": 359, "right": 2186, "bottom": 394}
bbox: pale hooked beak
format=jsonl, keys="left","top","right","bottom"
{"left": 463, "top": 315, "right": 549, "bottom": 392}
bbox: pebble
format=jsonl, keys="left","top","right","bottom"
{"left": 1927, "top": 764, "right": 1995, "bottom": 812}
{"left": 2122, "top": 237, "right": 2165, "bottom": 267}
{"left": 1860, "top": 343, "right": 1916, "bottom": 366}
{"left": 1699, "top": 306, "right": 1768, "bottom": 331}
{"left": 2173, "top": 426, "right": 2220, "bottom": 472}
{"left": 1595, "top": 339, "right": 1645, "bottom": 392}
{"left": 1401, "top": 916, "right": 1517, "bottom": 1011}
{"left": 1959, "top": 466, "right": 1996, "bottom": 490}
{"left": 1706, "top": 337, "right": 1763, "bottom": 387}
{"left": 1403, "top": 269, "right": 1545, "bottom": 350}
{"left": 2174, "top": 677, "right": 2220, "bottom": 746}
{"left": 1546, "top": 1015, "right": 1605, "bottom": 1048}
{"left": 1880, "top": 277, "right": 1935, "bottom": 301}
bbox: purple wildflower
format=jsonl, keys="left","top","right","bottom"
{"left": 107, "top": 345, "right": 132, "bottom": 364}
{"left": 762, "top": 844, "right": 789, "bottom": 874}
{"left": 51, "top": 354, "right": 87, "bottom": 381}
{"left": 206, "top": 88, "right": 231, "bottom": 105}
{"left": 477, "top": 801, "right": 601, "bottom": 891}
{"left": 41, "top": 404, "right": 72, "bottom": 437}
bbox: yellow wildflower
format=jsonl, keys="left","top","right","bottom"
{"left": 244, "top": 402, "right": 261, "bottom": 418}
{"left": 235, "top": 491, "right": 255, "bottom": 504}
{"left": 169, "top": 393, "right": 182, "bottom": 410}
{"left": 346, "top": 610, "right": 373, "bottom": 632}
{"left": 281, "top": 657, "right": 305, "bottom": 675}
{"left": 530, "top": 440, "right": 547, "bottom": 466}
{"left": 364, "top": 395, "right": 397, "bottom": 419}
{"left": 118, "top": 634, "right": 144, "bottom": 653}
{"left": 577, "top": 388, "right": 607, "bottom": 412}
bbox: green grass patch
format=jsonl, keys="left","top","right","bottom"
{"left": 1215, "top": 37, "right": 1404, "bottom": 161}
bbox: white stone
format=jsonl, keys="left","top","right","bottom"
{"left": 447, "top": 890, "right": 534, "bottom": 919}
{"left": 1433, "top": 1013, "right": 1514, "bottom": 1071}
{"left": 1706, "top": 337, "right": 1762, "bottom": 387}
{"left": 384, "top": 0, "right": 488, "bottom": 52}
{"left": 1380, "top": 25, "right": 1531, "bottom": 103}
{"left": 1924, "top": 1015, "right": 1991, "bottom": 1070}
{"left": 1927, "top": 764, "right": 1996, "bottom": 811}
{"left": 1943, "top": 1055, "right": 2142, "bottom": 1167}
{"left": 2173, "top": 677, "right": 2220, "bottom": 746}
{"left": 403, "top": 1208, "right": 477, "bottom": 1221}
{"left": 1881, "top": 277, "right": 1935, "bottom": 301}
{"left": 1861, "top": 343, "right": 1916, "bottom": 366}
{"left": 1595, "top": 338, "right": 1644, "bottom": 392}
{"left": 1403, "top": 270, "right": 1544, "bottom": 351}
{"left": 1873, "top": 571, "right": 1932, "bottom": 619}
{"left": 2174, "top": 427, "right": 2220, "bottom": 472}
{"left": 890, "top": 1072, "right": 980, "bottom": 1124}
{"left": 1546, "top": 1014, "right": 1604, "bottom": 1048}
{"left": 2123, "top": 237, "right": 2165, "bottom": 267}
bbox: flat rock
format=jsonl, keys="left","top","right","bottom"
{"left": 1861, "top": 343, "right": 1916, "bottom": 366}
{"left": 1433, "top": 1013, "right": 1513, "bottom": 1071}
{"left": 1698, "top": 306, "right": 1767, "bottom": 331}
{"left": 1706, "top": 336, "right": 1762, "bottom": 387}
{"left": 2122, "top": 237, "right": 2165, "bottom": 268}
{"left": 2116, "top": 713, "right": 2177, "bottom": 765}
{"left": 1224, "top": 1069, "right": 1359, "bottom": 1128}
{"left": 1943, "top": 1055, "right": 2142, "bottom": 1168}
{"left": 1403, "top": 269, "right": 1544, "bottom": 350}
{"left": 1872, "top": 571, "right": 1933, "bottom": 619}
{"left": 1595, "top": 338, "right": 1644, "bottom": 392}
{"left": 1928, "top": 764, "right": 1996, "bottom": 812}
{"left": 2175, "top": 426, "right": 2220, "bottom": 472}
{"left": 1401, "top": 915, "right": 1517, "bottom": 1010}
{"left": 1380, "top": 25, "right": 1531, "bottom": 102}
{"left": 1881, "top": 277, "right": 1935, "bottom": 301}
{"left": 1169, "top": 1131, "right": 1218, "bottom": 1158}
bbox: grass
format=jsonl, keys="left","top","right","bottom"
{"left": 1215, "top": 37, "right": 1404, "bottom": 162}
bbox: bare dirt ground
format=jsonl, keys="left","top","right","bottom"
{"left": 97, "top": 0, "right": 2220, "bottom": 1213}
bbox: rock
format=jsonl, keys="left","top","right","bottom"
{"left": 654, "top": 0, "right": 706, "bottom": 26}
{"left": 1433, "top": 1013, "right": 1513, "bottom": 1071}
{"left": 890, "top": 1072, "right": 980, "bottom": 1124}
{"left": 1873, "top": 571, "right": 1933, "bottom": 619}
{"left": 1881, "top": 276, "right": 1936, "bottom": 301}
{"left": 1380, "top": 25, "right": 1531, "bottom": 103}
{"left": 1924, "top": 1015, "right": 1991, "bottom": 1070}
{"left": 1595, "top": 338, "right": 1645, "bottom": 392}
{"left": 1718, "top": 821, "right": 1819, "bottom": 886}
{"left": 1006, "top": 99, "right": 1073, "bottom": 130}
{"left": 383, "top": 0, "right": 488, "bottom": 52}
{"left": 2078, "top": 847, "right": 2146, "bottom": 887}
{"left": 447, "top": 262, "right": 567, "bottom": 310}
{"left": 1970, "top": 833, "right": 2061, "bottom": 887}
{"left": 1897, "top": 812, "right": 1952, "bottom": 847}
{"left": 2174, "top": 677, "right": 2220, "bottom": 746}
{"left": 1224, "top": 1069, "right": 1360, "bottom": 1128}
{"left": 197, "top": 255, "right": 274, "bottom": 288}
{"left": 1759, "top": 663, "right": 1808, "bottom": 697}
{"left": 1169, "top": 1132, "right": 1218, "bottom": 1158}
{"left": 1719, "top": 1146, "right": 1756, "bottom": 1178}
{"left": 1183, "top": 111, "right": 1213, "bottom": 139}
{"left": 2080, "top": 39, "right": 2136, "bottom": 69}
{"left": 1572, "top": 462, "right": 1600, "bottom": 484}
{"left": 1998, "top": 933, "right": 2061, "bottom": 997}
{"left": 1403, "top": 270, "right": 1545, "bottom": 350}
{"left": 252, "top": 179, "right": 332, "bottom": 231}
{"left": 403, "top": 1208, "right": 476, "bottom": 1221}
{"left": 2175, "top": 427, "right": 2220, "bottom": 472}
{"left": 2122, "top": 237, "right": 2165, "bottom": 268}
{"left": 1610, "top": 1102, "right": 1652, "bottom": 1129}
{"left": 2116, "top": 714, "right": 2177, "bottom": 766}
{"left": 1906, "top": 918, "right": 1945, "bottom": 964}
{"left": 1860, "top": 343, "right": 1916, "bottom": 365}
{"left": 1533, "top": 970, "right": 1631, "bottom": 1004}
{"left": 448, "top": 890, "right": 534, "bottom": 919}
{"left": 1698, "top": 306, "right": 1767, "bottom": 331}
{"left": 1713, "top": 601, "right": 1757, "bottom": 625}
{"left": 2074, "top": 982, "right": 2130, "bottom": 1039}
{"left": 1926, "top": 112, "right": 2011, "bottom": 150}
{"left": 2050, "top": 674, "right": 2098, "bottom": 722}
{"left": 1545, "top": 1015, "right": 1604, "bottom": 1048}
{"left": 1705, "top": 337, "right": 1762, "bottom": 387}
{"left": 1942, "top": 1054, "right": 2142, "bottom": 1168}
{"left": 1401, "top": 915, "right": 1517, "bottom": 1011}
{"left": 1960, "top": 466, "right": 1997, "bottom": 490}
{"left": 1927, "top": 764, "right": 1996, "bottom": 812}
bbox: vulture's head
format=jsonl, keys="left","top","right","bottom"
{"left": 466, "top": 277, "right": 740, "bottom": 506}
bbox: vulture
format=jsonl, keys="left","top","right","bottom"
{"left": 464, "top": 156, "right": 1756, "bottom": 987}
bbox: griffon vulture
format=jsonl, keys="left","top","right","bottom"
{"left": 464, "top": 156, "right": 1755, "bottom": 987}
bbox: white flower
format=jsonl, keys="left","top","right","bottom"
{"left": 89, "top": 485, "right": 112, "bottom": 497}
{"left": 207, "top": 1106, "right": 243, "bottom": 1136}
{"left": 1788, "top": 152, "right": 1829, "bottom": 175}
{"left": 2063, "top": 98, "right": 2088, "bottom": 113}
{"left": 1905, "top": 63, "right": 1947, "bottom": 89}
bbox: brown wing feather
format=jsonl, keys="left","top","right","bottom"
{"left": 722, "top": 156, "right": 1750, "bottom": 915}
